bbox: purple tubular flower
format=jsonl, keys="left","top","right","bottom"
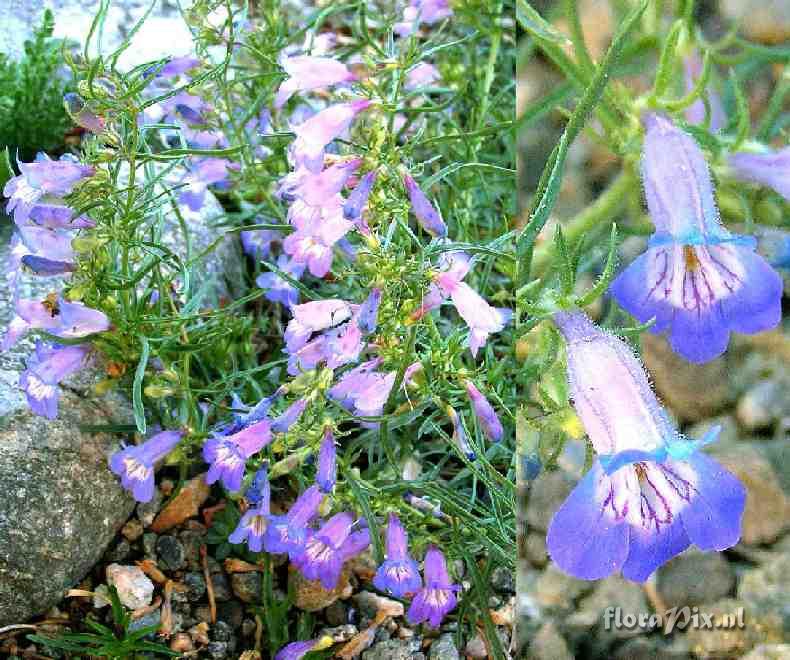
{"left": 403, "top": 174, "right": 447, "bottom": 237}
{"left": 728, "top": 147, "right": 790, "bottom": 202}
{"left": 274, "top": 55, "right": 356, "bottom": 110}
{"left": 20, "top": 342, "right": 90, "bottom": 419}
{"left": 446, "top": 404, "right": 475, "bottom": 460}
{"left": 357, "top": 287, "right": 382, "bottom": 333}
{"left": 271, "top": 398, "right": 308, "bottom": 433}
{"left": 683, "top": 51, "right": 726, "bottom": 133}
{"left": 245, "top": 464, "right": 271, "bottom": 506}
{"left": 64, "top": 93, "right": 105, "bottom": 134}
{"left": 609, "top": 113, "right": 782, "bottom": 363}
{"left": 109, "top": 430, "right": 183, "bottom": 503}
{"left": 274, "top": 639, "right": 329, "bottom": 660}
{"left": 343, "top": 170, "right": 377, "bottom": 221}
{"left": 317, "top": 429, "right": 337, "bottom": 493}
{"left": 51, "top": 300, "right": 110, "bottom": 338}
{"left": 328, "top": 360, "right": 395, "bottom": 419}
{"left": 546, "top": 311, "right": 746, "bottom": 582}
{"left": 229, "top": 466, "right": 271, "bottom": 552}
{"left": 291, "top": 100, "right": 371, "bottom": 172}
{"left": 292, "top": 512, "right": 371, "bottom": 589}
{"left": 4, "top": 153, "right": 94, "bottom": 224}
{"left": 26, "top": 203, "right": 95, "bottom": 229}
{"left": 263, "top": 484, "right": 324, "bottom": 556}
{"left": 294, "top": 158, "right": 362, "bottom": 207}
{"left": 285, "top": 299, "right": 353, "bottom": 352}
{"left": 256, "top": 255, "right": 305, "bottom": 308}
{"left": 373, "top": 514, "right": 422, "bottom": 597}
{"left": 406, "top": 546, "right": 460, "bottom": 628}
{"left": 179, "top": 158, "right": 235, "bottom": 211}
{"left": 464, "top": 380, "right": 504, "bottom": 442}
{"left": 241, "top": 228, "right": 281, "bottom": 260}
{"left": 20, "top": 255, "right": 75, "bottom": 276}
{"left": 203, "top": 420, "right": 273, "bottom": 492}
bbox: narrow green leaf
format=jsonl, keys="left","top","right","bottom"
{"left": 576, "top": 224, "right": 619, "bottom": 308}
{"left": 516, "top": 0, "right": 571, "bottom": 46}
{"left": 661, "top": 49, "right": 712, "bottom": 111}
{"left": 730, "top": 71, "right": 751, "bottom": 150}
{"left": 0, "top": 147, "right": 15, "bottom": 191}
{"left": 651, "top": 20, "right": 685, "bottom": 100}
{"left": 344, "top": 470, "right": 384, "bottom": 564}
{"left": 132, "top": 336, "right": 150, "bottom": 435}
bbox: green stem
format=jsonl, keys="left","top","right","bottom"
{"left": 530, "top": 170, "right": 634, "bottom": 275}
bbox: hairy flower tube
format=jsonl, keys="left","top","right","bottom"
{"left": 412, "top": 250, "right": 512, "bottom": 357}
{"left": 464, "top": 380, "right": 504, "bottom": 442}
{"left": 203, "top": 419, "right": 273, "bottom": 492}
{"left": 610, "top": 113, "right": 782, "bottom": 363}
{"left": 263, "top": 484, "right": 324, "bottom": 556}
{"left": 4, "top": 153, "right": 94, "bottom": 225}
{"left": 403, "top": 174, "right": 447, "bottom": 237}
{"left": 406, "top": 545, "right": 460, "bottom": 628}
{"left": 274, "top": 636, "right": 333, "bottom": 660}
{"left": 546, "top": 311, "right": 746, "bottom": 582}
{"left": 229, "top": 466, "right": 271, "bottom": 552}
{"left": 291, "top": 512, "right": 371, "bottom": 589}
{"left": 2, "top": 297, "right": 109, "bottom": 350}
{"left": 373, "top": 514, "right": 422, "bottom": 597}
{"left": 317, "top": 428, "right": 337, "bottom": 493}
{"left": 274, "top": 54, "right": 356, "bottom": 110}
{"left": 728, "top": 147, "right": 790, "bottom": 202}
{"left": 20, "top": 342, "right": 91, "bottom": 419}
{"left": 110, "top": 430, "right": 184, "bottom": 503}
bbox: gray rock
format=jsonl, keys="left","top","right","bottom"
{"left": 613, "top": 636, "right": 692, "bottom": 660}
{"left": 571, "top": 576, "right": 651, "bottom": 639}
{"left": 428, "top": 633, "right": 459, "bottom": 660}
{"left": 230, "top": 572, "right": 261, "bottom": 604}
{"left": 184, "top": 571, "right": 206, "bottom": 601}
{"left": 535, "top": 564, "right": 592, "bottom": 610}
{"left": 526, "top": 470, "right": 575, "bottom": 533}
{"left": 526, "top": 622, "right": 573, "bottom": 660}
{"left": 106, "top": 563, "right": 154, "bottom": 610}
{"left": 1, "top": 1, "right": 194, "bottom": 70}
{"left": 319, "top": 624, "right": 358, "bottom": 643}
{"left": 0, "top": 232, "right": 135, "bottom": 625}
{"left": 137, "top": 489, "right": 163, "bottom": 528}
{"left": 737, "top": 551, "right": 790, "bottom": 622}
{"left": 737, "top": 380, "right": 789, "bottom": 431}
{"left": 156, "top": 534, "right": 186, "bottom": 571}
{"left": 362, "top": 639, "right": 417, "bottom": 660}
{"left": 490, "top": 565, "right": 515, "bottom": 594}
{"left": 657, "top": 550, "right": 735, "bottom": 610}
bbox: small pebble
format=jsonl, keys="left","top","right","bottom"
{"left": 464, "top": 635, "right": 488, "bottom": 658}
{"left": 211, "top": 572, "right": 233, "bottom": 602}
{"left": 156, "top": 535, "right": 186, "bottom": 571}
{"left": 142, "top": 532, "right": 158, "bottom": 559}
{"left": 136, "top": 489, "right": 163, "bottom": 528}
{"left": 121, "top": 518, "right": 144, "bottom": 542}
{"left": 184, "top": 572, "right": 207, "bottom": 601}
{"left": 105, "top": 540, "right": 131, "bottom": 563}
{"left": 170, "top": 632, "right": 194, "bottom": 653}
{"left": 106, "top": 563, "right": 154, "bottom": 610}
{"left": 428, "top": 633, "right": 459, "bottom": 660}
{"left": 231, "top": 572, "right": 261, "bottom": 603}
{"left": 326, "top": 600, "right": 349, "bottom": 626}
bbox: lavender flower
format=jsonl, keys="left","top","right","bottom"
{"left": 263, "top": 484, "right": 323, "bottom": 556}
{"left": 396, "top": 0, "right": 453, "bottom": 36}
{"left": 241, "top": 228, "right": 281, "bottom": 260}
{"left": 292, "top": 158, "right": 362, "bottom": 207}
{"left": 446, "top": 404, "right": 476, "bottom": 460}
{"left": 406, "top": 545, "right": 460, "bottom": 628}
{"left": 406, "top": 62, "right": 440, "bottom": 90}
{"left": 4, "top": 153, "right": 94, "bottom": 224}
{"left": 229, "top": 466, "right": 271, "bottom": 552}
{"left": 291, "top": 100, "right": 371, "bottom": 172}
{"left": 64, "top": 93, "right": 105, "bottom": 134}
{"left": 464, "top": 380, "right": 504, "bottom": 442}
{"left": 328, "top": 359, "right": 396, "bottom": 418}
{"left": 292, "top": 512, "right": 371, "bottom": 589}
{"left": 285, "top": 299, "right": 353, "bottom": 352}
{"left": 343, "top": 170, "right": 377, "bottom": 222}
{"left": 683, "top": 51, "right": 725, "bottom": 133}
{"left": 203, "top": 420, "right": 273, "bottom": 492}
{"left": 25, "top": 203, "right": 94, "bottom": 229}
{"left": 274, "top": 637, "right": 333, "bottom": 660}
{"left": 728, "top": 147, "right": 790, "bottom": 202}
{"left": 20, "top": 342, "right": 90, "bottom": 419}
{"left": 403, "top": 174, "right": 447, "bottom": 237}
{"left": 109, "top": 430, "right": 184, "bottom": 503}
{"left": 610, "top": 113, "right": 782, "bottom": 363}
{"left": 373, "top": 514, "right": 422, "bottom": 597}
{"left": 271, "top": 398, "right": 308, "bottom": 433}
{"left": 274, "top": 55, "right": 356, "bottom": 109}
{"left": 179, "top": 158, "right": 235, "bottom": 211}
{"left": 317, "top": 429, "right": 337, "bottom": 493}
{"left": 357, "top": 287, "right": 382, "bottom": 333}
{"left": 413, "top": 250, "right": 512, "bottom": 357}
{"left": 256, "top": 255, "right": 305, "bottom": 308}
{"left": 3, "top": 297, "right": 109, "bottom": 350}
{"left": 546, "top": 311, "right": 746, "bottom": 582}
